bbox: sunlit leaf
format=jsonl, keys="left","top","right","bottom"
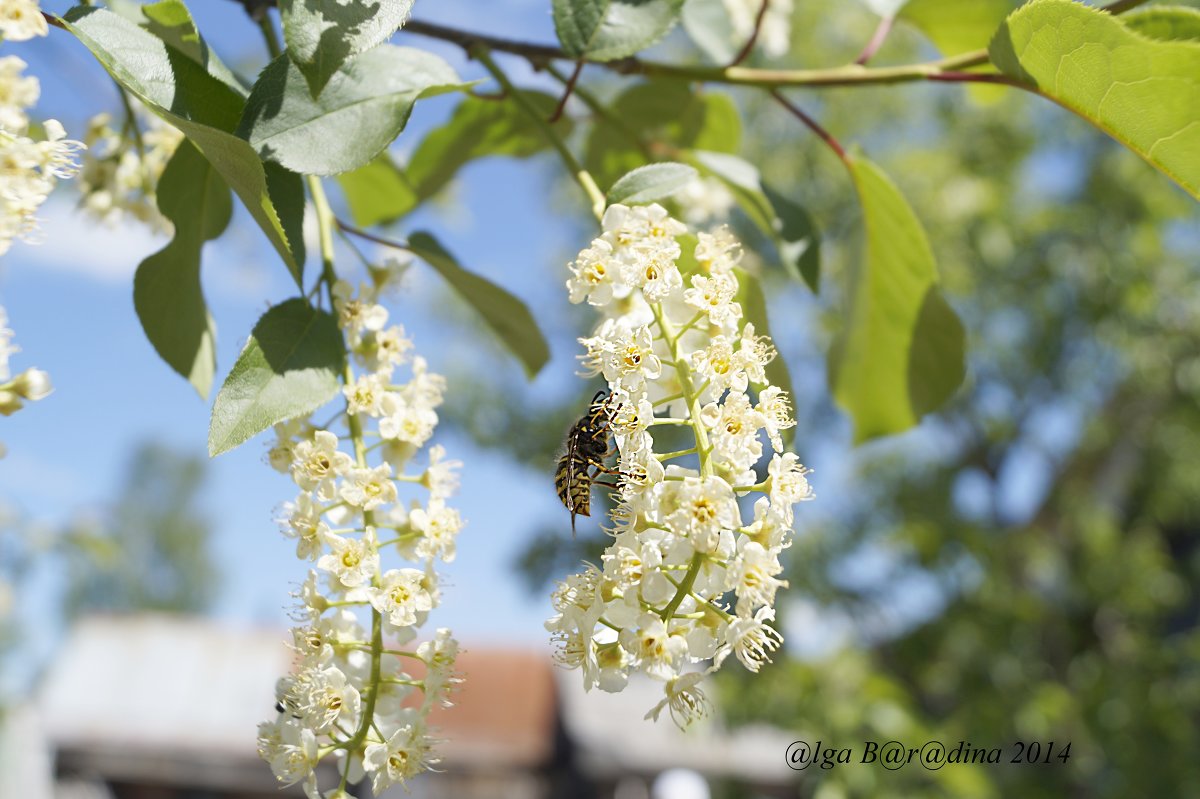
{"left": 336, "top": 155, "right": 418, "bottom": 228}
{"left": 990, "top": 0, "right": 1200, "bottom": 199}
{"left": 552, "top": 0, "right": 685, "bottom": 60}
{"left": 134, "top": 140, "right": 231, "bottom": 399}
{"left": 407, "top": 232, "right": 550, "bottom": 378}
{"left": 607, "top": 162, "right": 698, "bottom": 205}
{"left": 240, "top": 47, "right": 464, "bottom": 176}
{"left": 586, "top": 80, "right": 740, "bottom": 187}
{"left": 280, "top": 0, "right": 415, "bottom": 97}
{"left": 63, "top": 6, "right": 307, "bottom": 283}
{"left": 208, "top": 299, "right": 345, "bottom": 456}
{"left": 829, "top": 155, "right": 965, "bottom": 442}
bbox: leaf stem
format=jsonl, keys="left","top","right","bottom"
{"left": 472, "top": 47, "right": 606, "bottom": 222}
{"left": 728, "top": 0, "right": 771, "bottom": 68}
{"left": 771, "top": 90, "right": 847, "bottom": 162}
{"left": 854, "top": 15, "right": 894, "bottom": 66}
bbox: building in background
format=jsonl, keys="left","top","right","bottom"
{"left": 6, "top": 615, "right": 797, "bottom": 798}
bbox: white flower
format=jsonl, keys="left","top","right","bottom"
{"left": 767, "top": 452, "right": 814, "bottom": 506}
{"left": 0, "top": 0, "right": 49, "bottom": 41}
{"left": 342, "top": 373, "right": 387, "bottom": 416}
{"left": 278, "top": 494, "right": 329, "bottom": 561}
{"left": 361, "top": 325, "right": 412, "bottom": 375}
{"left": 340, "top": 464, "right": 397, "bottom": 511}
{"left": 317, "top": 530, "right": 380, "bottom": 589}
{"left": 756, "top": 385, "right": 796, "bottom": 452}
{"left": 622, "top": 612, "right": 688, "bottom": 681}
{"left": 691, "top": 335, "right": 748, "bottom": 396}
{"left": 258, "top": 719, "right": 319, "bottom": 789}
{"left": 665, "top": 475, "right": 741, "bottom": 554}
{"left": 332, "top": 281, "right": 388, "bottom": 344}
{"left": 644, "top": 672, "right": 712, "bottom": 729}
{"left": 291, "top": 430, "right": 353, "bottom": 500}
{"left": 362, "top": 720, "right": 435, "bottom": 795}
{"left": 408, "top": 497, "right": 462, "bottom": 563}
{"left": 722, "top": 606, "right": 783, "bottom": 672}
{"left": 567, "top": 237, "right": 624, "bottom": 306}
{"left": 420, "top": 444, "right": 461, "bottom": 501}
{"left": 371, "top": 568, "right": 434, "bottom": 629}
{"left": 379, "top": 391, "right": 438, "bottom": 446}
{"left": 733, "top": 541, "right": 787, "bottom": 616}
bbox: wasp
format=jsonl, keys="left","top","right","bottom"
{"left": 555, "top": 389, "right": 621, "bottom": 534}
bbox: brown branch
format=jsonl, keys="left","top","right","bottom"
{"left": 728, "top": 0, "right": 770, "bottom": 68}
{"left": 549, "top": 60, "right": 584, "bottom": 123}
{"left": 770, "top": 90, "right": 847, "bottom": 162}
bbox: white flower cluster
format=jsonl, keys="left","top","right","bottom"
{"left": 0, "top": 47, "right": 84, "bottom": 255}
{"left": 0, "top": 304, "right": 51, "bottom": 457}
{"left": 724, "top": 0, "right": 794, "bottom": 58}
{"left": 77, "top": 106, "right": 183, "bottom": 231}
{"left": 258, "top": 277, "right": 464, "bottom": 798}
{"left": 550, "top": 203, "right": 813, "bottom": 727}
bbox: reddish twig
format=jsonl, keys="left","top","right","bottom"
{"left": 854, "top": 15, "right": 894, "bottom": 66}
{"left": 728, "top": 0, "right": 770, "bottom": 68}
{"left": 549, "top": 60, "right": 584, "bottom": 123}
{"left": 770, "top": 89, "right": 846, "bottom": 162}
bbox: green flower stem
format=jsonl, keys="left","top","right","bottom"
{"left": 307, "top": 171, "right": 384, "bottom": 791}
{"left": 472, "top": 47, "right": 607, "bottom": 222}
{"left": 650, "top": 301, "right": 715, "bottom": 623}
{"left": 656, "top": 447, "right": 698, "bottom": 461}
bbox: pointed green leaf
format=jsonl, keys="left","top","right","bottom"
{"left": 607, "top": 162, "right": 698, "bottom": 205}
{"left": 208, "top": 299, "right": 345, "bottom": 456}
{"left": 830, "top": 155, "right": 965, "bottom": 442}
{"left": 990, "top": 0, "right": 1200, "bottom": 199}
{"left": 336, "top": 92, "right": 570, "bottom": 228}
{"left": 134, "top": 140, "right": 231, "bottom": 399}
{"left": 280, "top": 0, "right": 415, "bottom": 97}
{"left": 552, "top": 0, "right": 686, "bottom": 61}
{"left": 407, "top": 232, "right": 550, "bottom": 378}
{"left": 62, "top": 6, "right": 306, "bottom": 283}
{"left": 138, "top": 0, "right": 246, "bottom": 91}
{"left": 680, "top": 0, "right": 738, "bottom": 63}
{"left": 240, "top": 46, "right": 465, "bottom": 176}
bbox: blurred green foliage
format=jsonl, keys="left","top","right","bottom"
{"left": 438, "top": 0, "right": 1199, "bottom": 795}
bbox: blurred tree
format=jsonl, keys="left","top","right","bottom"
{"left": 64, "top": 442, "right": 215, "bottom": 615}
{"left": 424, "top": 1, "right": 1200, "bottom": 795}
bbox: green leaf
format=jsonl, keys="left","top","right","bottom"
{"left": 208, "top": 299, "right": 345, "bottom": 456}
{"left": 735, "top": 267, "right": 797, "bottom": 446}
{"left": 407, "top": 232, "right": 550, "bottom": 378}
{"left": 990, "top": 0, "right": 1200, "bottom": 199}
{"left": 336, "top": 154, "right": 418, "bottom": 228}
{"left": 692, "top": 151, "right": 821, "bottom": 292}
{"left": 585, "top": 80, "right": 740, "bottom": 187}
{"left": 63, "top": 6, "right": 307, "bottom": 283}
{"left": 336, "top": 92, "right": 571, "bottom": 228}
{"left": 898, "top": 0, "right": 1019, "bottom": 57}
{"left": 240, "top": 47, "right": 463, "bottom": 177}
{"left": 607, "top": 162, "right": 698, "bottom": 205}
{"left": 830, "top": 155, "right": 965, "bottom": 443}
{"left": 138, "top": 0, "right": 245, "bottom": 91}
{"left": 1122, "top": 6, "right": 1200, "bottom": 43}
{"left": 134, "top": 140, "right": 231, "bottom": 399}
{"left": 553, "top": 0, "right": 685, "bottom": 60}
{"left": 762, "top": 184, "right": 821, "bottom": 293}
{"left": 280, "top": 0, "right": 415, "bottom": 97}
{"left": 680, "top": 0, "right": 738, "bottom": 63}
{"left": 408, "top": 93, "right": 574, "bottom": 206}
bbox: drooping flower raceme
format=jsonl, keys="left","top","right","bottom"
{"left": 77, "top": 103, "right": 183, "bottom": 231}
{"left": 0, "top": 304, "right": 51, "bottom": 458}
{"left": 258, "top": 276, "right": 463, "bottom": 798}
{"left": 0, "top": 21, "right": 85, "bottom": 255}
{"left": 548, "top": 204, "right": 813, "bottom": 727}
